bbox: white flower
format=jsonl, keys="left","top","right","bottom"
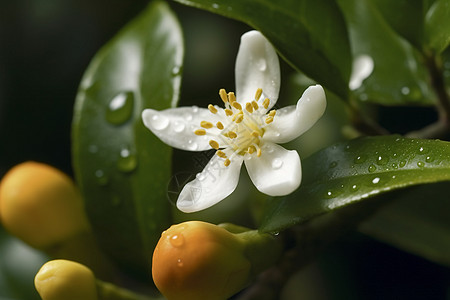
{"left": 142, "top": 31, "right": 326, "bottom": 213}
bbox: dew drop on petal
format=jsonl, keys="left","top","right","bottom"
{"left": 150, "top": 114, "right": 169, "bottom": 130}
{"left": 106, "top": 91, "right": 134, "bottom": 125}
{"left": 172, "top": 121, "right": 185, "bottom": 133}
{"left": 187, "top": 140, "right": 198, "bottom": 151}
{"left": 196, "top": 172, "right": 206, "bottom": 181}
{"left": 257, "top": 58, "right": 267, "bottom": 71}
{"left": 271, "top": 158, "right": 283, "bottom": 169}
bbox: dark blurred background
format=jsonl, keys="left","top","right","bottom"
{"left": 0, "top": 1, "right": 449, "bottom": 299}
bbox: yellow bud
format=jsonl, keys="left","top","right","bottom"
{"left": 34, "top": 260, "right": 98, "bottom": 300}
{"left": 0, "top": 162, "right": 90, "bottom": 249}
{"left": 152, "top": 221, "right": 251, "bottom": 300}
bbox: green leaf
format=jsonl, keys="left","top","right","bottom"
{"left": 260, "top": 136, "right": 450, "bottom": 233}
{"left": 425, "top": 0, "right": 450, "bottom": 53}
{"left": 338, "top": 0, "right": 435, "bottom": 105}
{"left": 173, "top": 0, "right": 352, "bottom": 99}
{"left": 360, "top": 182, "right": 450, "bottom": 267}
{"left": 72, "top": 1, "right": 183, "bottom": 278}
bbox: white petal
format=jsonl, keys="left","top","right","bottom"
{"left": 349, "top": 54, "right": 374, "bottom": 90}
{"left": 264, "top": 85, "right": 326, "bottom": 144}
{"left": 142, "top": 107, "right": 223, "bottom": 151}
{"left": 177, "top": 154, "right": 244, "bottom": 212}
{"left": 245, "top": 143, "right": 301, "bottom": 196}
{"left": 235, "top": 31, "right": 280, "bottom": 108}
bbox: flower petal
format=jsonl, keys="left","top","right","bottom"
{"left": 177, "top": 154, "right": 244, "bottom": 213}
{"left": 264, "top": 85, "right": 326, "bottom": 144}
{"left": 142, "top": 107, "right": 223, "bottom": 151}
{"left": 245, "top": 143, "right": 301, "bottom": 196}
{"left": 235, "top": 31, "right": 280, "bottom": 108}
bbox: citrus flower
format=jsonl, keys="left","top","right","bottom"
{"left": 142, "top": 31, "right": 326, "bottom": 213}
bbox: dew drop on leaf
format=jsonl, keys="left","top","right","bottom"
{"left": 368, "top": 164, "right": 376, "bottom": 173}
{"left": 417, "top": 161, "right": 425, "bottom": 168}
{"left": 106, "top": 91, "right": 134, "bottom": 125}
{"left": 95, "top": 169, "right": 109, "bottom": 186}
{"left": 372, "top": 177, "right": 380, "bottom": 184}
{"left": 117, "top": 147, "right": 138, "bottom": 173}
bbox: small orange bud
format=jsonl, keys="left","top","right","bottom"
{"left": 0, "top": 161, "right": 90, "bottom": 249}
{"left": 152, "top": 221, "right": 251, "bottom": 300}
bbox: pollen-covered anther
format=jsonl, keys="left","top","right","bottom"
{"left": 251, "top": 131, "right": 260, "bottom": 137}
{"left": 251, "top": 101, "right": 259, "bottom": 111}
{"left": 227, "top": 131, "right": 237, "bottom": 139}
{"left": 265, "top": 116, "right": 274, "bottom": 124}
{"left": 216, "top": 122, "right": 224, "bottom": 130}
{"left": 209, "top": 140, "right": 220, "bottom": 150}
{"left": 247, "top": 146, "right": 256, "bottom": 154}
{"left": 245, "top": 103, "right": 253, "bottom": 113}
{"left": 194, "top": 129, "right": 206, "bottom": 136}
{"left": 201, "top": 121, "right": 214, "bottom": 129}
{"left": 224, "top": 159, "right": 231, "bottom": 167}
{"left": 232, "top": 102, "right": 242, "bottom": 111}
{"left": 257, "top": 148, "right": 262, "bottom": 157}
{"left": 268, "top": 110, "right": 276, "bottom": 117}
{"left": 232, "top": 111, "right": 243, "bottom": 122}
{"left": 234, "top": 114, "right": 244, "bottom": 124}
{"left": 263, "top": 98, "right": 270, "bottom": 109}
{"left": 225, "top": 109, "right": 233, "bottom": 116}
{"left": 216, "top": 150, "right": 227, "bottom": 158}
{"left": 228, "top": 92, "right": 236, "bottom": 104}
{"left": 219, "top": 89, "right": 228, "bottom": 103}
{"left": 208, "top": 104, "right": 218, "bottom": 114}
{"left": 255, "top": 88, "right": 263, "bottom": 100}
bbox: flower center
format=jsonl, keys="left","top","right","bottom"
{"left": 194, "top": 88, "right": 276, "bottom": 167}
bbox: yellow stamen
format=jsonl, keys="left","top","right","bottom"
{"left": 194, "top": 129, "right": 206, "bottom": 136}
{"left": 265, "top": 116, "right": 274, "bottom": 124}
{"left": 247, "top": 146, "right": 256, "bottom": 154}
{"left": 251, "top": 101, "right": 259, "bottom": 110}
{"left": 263, "top": 98, "right": 270, "bottom": 109}
{"left": 255, "top": 88, "right": 263, "bottom": 100}
{"left": 216, "top": 121, "right": 224, "bottom": 130}
{"left": 208, "top": 104, "right": 218, "bottom": 114}
{"left": 224, "top": 159, "right": 231, "bottom": 167}
{"left": 245, "top": 102, "right": 253, "bottom": 113}
{"left": 232, "top": 102, "right": 242, "bottom": 111}
{"left": 251, "top": 130, "right": 260, "bottom": 137}
{"left": 209, "top": 140, "right": 220, "bottom": 150}
{"left": 200, "top": 121, "right": 213, "bottom": 129}
{"left": 225, "top": 109, "right": 233, "bottom": 116}
{"left": 235, "top": 114, "right": 244, "bottom": 123}
{"left": 232, "top": 111, "right": 243, "bottom": 122}
{"left": 216, "top": 150, "right": 227, "bottom": 158}
{"left": 219, "top": 89, "right": 228, "bottom": 103}
{"left": 257, "top": 148, "right": 262, "bottom": 157}
{"left": 228, "top": 92, "right": 236, "bottom": 104}
{"left": 227, "top": 131, "right": 237, "bottom": 139}
{"left": 268, "top": 110, "right": 276, "bottom": 117}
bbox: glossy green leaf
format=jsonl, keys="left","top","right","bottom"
{"left": 338, "top": 0, "right": 435, "bottom": 105}
{"left": 260, "top": 136, "right": 450, "bottom": 233}
{"left": 360, "top": 182, "right": 450, "bottom": 267}
{"left": 368, "top": 0, "right": 433, "bottom": 50}
{"left": 72, "top": 1, "right": 183, "bottom": 277}
{"left": 173, "top": 0, "right": 351, "bottom": 99}
{"left": 425, "top": 0, "right": 450, "bottom": 53}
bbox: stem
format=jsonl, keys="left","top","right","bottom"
{"left": 425, "top": 52, "right": 450, "bottom": 124}
{"left": 348, "top": 99, "right": 389, "bottom": 136}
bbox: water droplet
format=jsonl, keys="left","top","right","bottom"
{"left": 391, "top": 163, "right": 398, "bottom": 169}
{"left": 177, "top": 258, "right": 184, "bottom": 267}
{"left": 257, "top": 58, "right": 267, "bottom": 71}
{"left": 368, "top": 164, "right": 376, "bottom": 173}
{"left": 272, "top": 158, "right": 283, "bottom": 169}
{"left": 418, "top": 146, "right": 424, "bottom": 153}
{"left": 170, "top": 234, "right": 185, "bottom": 247}
{"left": 196, "top": 172, "right": 206, "bottom": 181}
{"left": 401, "top": 86, "right": 410, "bottom": 95}
{"left": 325, "top": 191, "right": 334, "bottom": 198}
{"left": 417, "top": 161, "right": 425, "bottom": 168}
{"left": 351, "top": 184, "right": 359, "bottom": 191}
{"left": 425, "top": 156, "right": 434, "bottom": 163}
{"left": 187, "top": 140, "right": 198, "bottom": 151}
{"left": 354, "top": 156, "right": 366, "bottom": 164}
{"left": 150, "top": 114, "right": 169, "bottom": 130}
{"left": 172, "top": 121, "right": 185, "bottom": 133}
{"left": 399, "top": 160, "right": 407, "bottom": 168}
{"left": 212, "top": 3, "right": 219, "bottom": 9}
{"left": 106, "top": 91, "right": 134, "bottom": 125}
{"left": 372, "top": 177, "right": 380, "bottom": 184}
{"left": 171, "top": 66, "right": 182, "bottom": 76}
{"left": 185, "top": 114, "right": 193, "bottom": 121}
{"left": 192, "top": 106, "right": 199, "bottom": 113}
{"left": 376, "top": 155, "right": 388, "bottom": 166}
{"left": 359, "top": 93, "right": 368, "bottom": 101}
{"left": 95, "top": 169, "right": 108, "bottom": 186}
{"left": 117, "top": 147, "right": 138, "bottom": 173}
{"left": 329, "top": 161, "right": 338, "bottom": 168}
